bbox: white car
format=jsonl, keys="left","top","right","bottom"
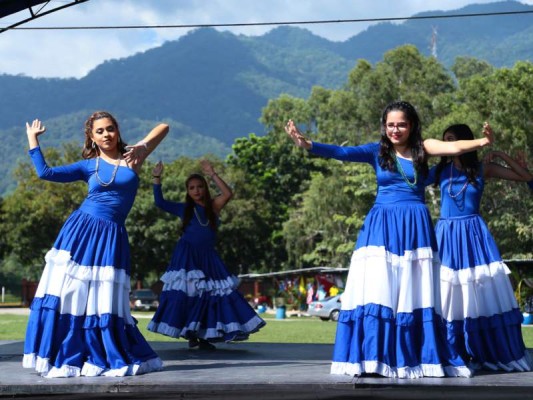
{"left": 307, "top": 294, "right": 342, "bottom": 321}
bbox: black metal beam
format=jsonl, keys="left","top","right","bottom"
{"left": 0, "top": 0, "right": 89, "bottom": 34}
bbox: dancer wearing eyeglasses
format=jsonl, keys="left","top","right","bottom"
{"left": 285, "top": 100, "right": 492, "bottom": 379}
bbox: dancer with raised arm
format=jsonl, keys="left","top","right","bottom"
{"left": 285, "top": 101, "right": 493, "bottom": 378}
{"left": 23, "top": 112, "right": 168, "bottom": 377}
{"left": 148, "top": 160, "right": 265, "bottom": 349}
{"left": 431, "top": 123, "right": 532, "bottom": 372}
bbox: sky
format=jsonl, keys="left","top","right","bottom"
{"left": 0, "top": 0, "right": 532, "bottom": 79}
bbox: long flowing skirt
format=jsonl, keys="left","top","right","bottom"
{"left": 147, "top": 239, "right": 265, "bottom": 342}
{"left": 22, "top": 209, "right": 163, "bottom": 378}
{"left": 331, "top": 203, "right": 472, "bottom": 379}
{"left": 437, "top": 214, "right": 531, "bottom": 372}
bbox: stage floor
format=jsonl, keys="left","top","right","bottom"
{"left": 2, "top": 339, "right": 533, "bottom": 400}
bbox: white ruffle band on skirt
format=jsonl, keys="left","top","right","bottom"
{"left": 440, "top": 261, "right": 531, "bottom": 372}
{"left": 331, "top": 246, "right": 472, "bottom": 378}
{"left": 35, "top": 249, "right": 132, "bottom": 320}
{"left": 22, "top": 353, "right": 164, "bottom": 378}
{"left": 340, "top": 246, "right": 441, "bottom": 313}
{"left": 160, "top": 269, "right": 240, "bottom": 297}
{"left": 331, "top": 360, "right": 472, "bottom": 379}
{"left": 440, "top": 261, "right": 517, "bottom": 322}
{"left": 23, "top": 248, "right": 163, "bottom": 378}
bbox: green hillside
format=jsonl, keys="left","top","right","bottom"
{"left": 1, "top": 0, "right": 532, "bottom": 195}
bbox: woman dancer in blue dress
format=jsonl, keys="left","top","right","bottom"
{"left": 431, "top": 123, "right": 532, "bottom": 372}
{"left": 285, "top": 101, "right": 493, "bottom": 378}
{"left": 147, "top": 160, "right": 265, "bottom": 349}
{"left": 23, "top": 112, "right": 168, "bottom": 378}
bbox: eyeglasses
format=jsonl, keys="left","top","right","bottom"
{"left": 385, "top": 123, "right": 409, "bottom": 131}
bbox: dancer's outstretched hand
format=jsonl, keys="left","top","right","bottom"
{"left": 482, "top": 122, "right": 495, "bottom": 146}
{"left": 152, "top": 160, "right": 164, "bottom": 177}
{"left": 26, "top": 119, "right": 46, "bottom": 138}
{"left": 285, "top": 120, "right": 312, "bottom": 150}
{"left": 200, "top": 159, "right": 215, "bottom": 177}
{"left": 124, "top": 141, "right": 149, "bottom": 167}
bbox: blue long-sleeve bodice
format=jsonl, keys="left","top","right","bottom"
{"left": 153, "top": 184, "right": 217, "bottom": 247}
{"left": 310, "top": 142, "right": 426, "bottom": 204}
{"left": 29, "top": 147, "right": 139, "bottom": 224}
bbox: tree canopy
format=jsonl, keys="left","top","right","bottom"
{"left": 1, "top": 46, "right": 532, "bottom": 294}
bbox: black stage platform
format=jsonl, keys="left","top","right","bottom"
{"left": 2, "top": 340, "right": 533, "bottom": 400}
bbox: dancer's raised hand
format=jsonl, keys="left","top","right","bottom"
{"left": 285, "top": 120, "right": 312, "bottom": 150}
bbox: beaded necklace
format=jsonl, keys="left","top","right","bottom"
{"left": 194, "top": 206, "right": 210, "bottom": 227}
{"left": 95, "top": 155, "right": 121, "bottom": 187}
{"left": 393, "top": 153, "right": 418, "bottom": 189}
{"left": 447, "top": 163, "right": 469, "bottom": 199}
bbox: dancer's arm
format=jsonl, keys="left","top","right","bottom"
{"left": 201, "top": 160, "right": 233, "bottom": 214}
{"left": 125, "top": 123, "right": 170, "bottom": 171}
{"left": 284, "top": 119, "right": 375, "bottom": 163}
{"left": 483, "top": 151, "right": 533, "bottom": 181}
{"left": 152, "top": 161, "right": 183, "bottom": 216}
{"left": 424, "top": 122, "right": 494, "bottom": 156}
{"left": 26, "top": 119, "right": 86, "bottom": 182}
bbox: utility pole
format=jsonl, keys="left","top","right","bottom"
{"left": 431, "top": 26, "right": 438, "bottom": 59}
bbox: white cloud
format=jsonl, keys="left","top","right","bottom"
{"left": 0, "top": 0, "right": 529, "bottom": 78}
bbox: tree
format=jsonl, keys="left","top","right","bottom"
{"left": 224, "top": 94, "right": 325, "bottom": 271}
{"left": 428, "top": 60, "right": 533, "bottom": 259}
{"left": 283, "top": 161, "right": 375, "bottom": 268}
{"left": 451, "top": 57, "right": 494, "bottom": 81}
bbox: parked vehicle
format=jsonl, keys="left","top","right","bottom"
{"left": 307, "top": 294, "right": 341, "bottom": 321}
{"left": 130, "top": 289, "right": 159, "bottom": 311}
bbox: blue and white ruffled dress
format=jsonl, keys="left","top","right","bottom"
{"left": 435, "top": 163, "right": 530, "bottom": 372}
{"left": 23, "top": 148, "right": 163, "bottom": 378}
{"left": 311, "top": 142, "right": 471, "bottom": 379}
{"left": 147, "top": 185, "right": 265, "bottom": 342}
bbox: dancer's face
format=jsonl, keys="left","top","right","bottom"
{"left": 187, "top": 178, "right": 207, "bottom": 203}
{"left": 443, "top": 131, "right": 458, "bottom": 142}
{"left": 91, "top": 118, "right": 118, "bottom": 152}
{"left": 385, "top": 111, "right": 411, "bottom": 147}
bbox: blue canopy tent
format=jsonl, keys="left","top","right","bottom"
{"left": 0, "top": 0, "right": 89, "bottom": 33}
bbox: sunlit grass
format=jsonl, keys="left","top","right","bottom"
{"left": 523, "top": 326, "right": 533, "bottom": 347}
{"left": 0, "top": 314, "right": 28, "bottom": 340}
{"left": 0, "top": 311, "right": 337, "bottom": 343}
{"left": 136, "top": 311, "right": 337, "bottom": 344}
{"left": 2, "top": 312, "right": 533, "bottom": 349}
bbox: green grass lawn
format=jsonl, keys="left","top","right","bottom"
{"left": 139, "top": 312, "right": 337, "bottom": 344}
{"left": 2, "top": 312, "right": 533, "bottom": 349}
{"left": 0, "top": 312, "right": 338, "bottom": 343}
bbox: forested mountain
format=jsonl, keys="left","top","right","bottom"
{"left": 336, "top": 1, "right": 533, "bottom": 65}
{"left": 0, "top": 0, "right": 532, "bottom": 195}
{"left": 3, "top": 45, "right": 532, "bottom": 285}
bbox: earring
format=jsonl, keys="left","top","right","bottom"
{"left": 92, "top": 141, "right": 96, "bottom": 149}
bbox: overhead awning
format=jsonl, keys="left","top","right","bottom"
{"left": 0, "top": 0, "right": 89, "bottom": 33}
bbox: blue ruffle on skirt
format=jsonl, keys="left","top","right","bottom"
{"left": 332, "top": 304, "right": 471, "bottom": 378}
{"left": 331, "top": 203, "right": 471, "bottom": 378}
{"left": 437, "top": 214, "right": 531, "bottom": 372}
{"left": 22, "top": 209, "right": 162, "bottom": 377}
{"left": 24, "top": 295, "right": 162, "bottom": 377}
{"left": 148, "top": 239, "right": 265, "bottom": 342}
